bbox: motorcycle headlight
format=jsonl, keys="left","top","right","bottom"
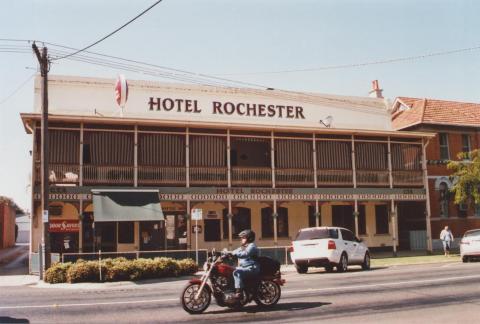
{"left": 203, "top": 262, "right": 209, "bottom": 272}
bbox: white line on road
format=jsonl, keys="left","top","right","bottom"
{"left": 2, "top": 274, "right": 480, "bottom": 310}
{"left": 284, "top": 274, "right": 480, "bottom": 295}
{"left": 0, "top": 297, "right": 178, "bottom": 310}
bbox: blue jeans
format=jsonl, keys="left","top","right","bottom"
{"left": 233, "top": 265, "right": 259, "bottom": 289}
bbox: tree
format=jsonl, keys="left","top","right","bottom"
{"left": 447, "top": 149, "right": 480, "bottom": 206}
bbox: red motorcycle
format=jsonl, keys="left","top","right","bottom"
{"left": 180, "top": 250, "right": 285, "bottom": 314}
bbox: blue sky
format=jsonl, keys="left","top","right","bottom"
{"left": 1, "top": 0, "right": 479, "bottom": 211}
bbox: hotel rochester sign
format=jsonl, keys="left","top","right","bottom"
{"left": 148, "top": 97, "right": 306, "bottom": 120}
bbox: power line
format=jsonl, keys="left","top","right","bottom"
{"left": 215, "top": 45, "right": 480, "bottom": 76}
{"left": 51, "top": 0, "right": 164, "bottom": 61}
{"left": 0, "top": 73, "right": 35, "bottom": 106}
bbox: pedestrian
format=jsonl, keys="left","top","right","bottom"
{"left": 440, "top": 225, "right": 454, "bottom": 256}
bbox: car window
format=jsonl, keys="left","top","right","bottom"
{"left": 340, "top": 229, "right": 355, "bottom": 241}
{"left": 329, "top": 229, "right": 339, "bottom": 239}
{"left": 464, "top": 230, "right": 480, "bottom": 238}
{"left": 295, "top": 228, "right": 332, "bottom": 241}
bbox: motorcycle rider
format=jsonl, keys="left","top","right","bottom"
{"left": 231, "top": 229, "right": 259, "bottom": 300}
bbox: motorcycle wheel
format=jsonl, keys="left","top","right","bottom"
{"left": 180, "top": 283, "right": 211, "bottom": 314}
{"left": 254, "top": 280, "right": 281, "bottom": 307}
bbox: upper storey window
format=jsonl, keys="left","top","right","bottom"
{"left": 439, "top": 133, "right": 450, "bottom": 160}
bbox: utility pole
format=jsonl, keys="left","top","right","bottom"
{"left": 32, "top": 43, "right": 51, "bottom": 274}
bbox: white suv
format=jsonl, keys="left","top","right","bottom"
{"left": 289, "top": 226, "right": 370, "bottom": 274}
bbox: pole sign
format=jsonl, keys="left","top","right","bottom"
{"left": 42, "top": 210, "right": 49, "bottom": 223}
{"left": 191, "top": 208, "right": 203, "bottom": 220}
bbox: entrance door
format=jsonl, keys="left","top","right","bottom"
{"left": 140, "top": 221, "right": 164, "bottom": 251}
{"left": 94, "top": 222, "right": 116, "bottom": 252}
{"left": 164, "top": 213, "right": 187, "bottom": 249}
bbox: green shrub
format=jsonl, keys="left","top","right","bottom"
{"left": 67, "top": 260, "right": 106, "bottom": 283}
{"left": 44, "top": 262, "right": 72, "bottom": 284}
{"left": 47, "top": 257, "right": 198, "bottom": 283}
{"left": 176, "top": 258, "right": 198, "bottom": 276}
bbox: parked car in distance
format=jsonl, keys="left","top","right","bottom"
{"left": 289, "top": 226, "right": 370, "bottom": 274}
{"left": 460, "top": 229, "right": 480, "bottom": 262}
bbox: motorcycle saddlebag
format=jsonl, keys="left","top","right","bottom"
{"left": 257, "top": 256, "right": 280, "bottom": 276}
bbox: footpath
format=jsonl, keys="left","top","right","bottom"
{"left": 0, "top": 252, "right": 463, "bottom": 289}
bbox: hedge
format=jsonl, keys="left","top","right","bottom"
{"left": 44, "top": 257, "right": 198, "bottom": 284}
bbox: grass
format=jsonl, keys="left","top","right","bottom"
{"left": 371, "top": 253, "right": 461, "bottom": 267}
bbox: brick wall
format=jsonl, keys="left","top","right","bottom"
{"left": 0, "top": 202, "right": 16, "bottom": 249}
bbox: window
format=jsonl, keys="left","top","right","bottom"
{"left": 118, "top": 222, "right": 134, "bottom": 244}
{"left": 458, "top": 203, "right": 468, "bottom": 218}
{"left": 462, "top": 134, "right": 471, "bottom": 159}
{"left": 83, "top": 144, "right": 91, "bottom": 164}
{"left": 222, "top": 208, "right": 251, "bottom": 239}
{"left": 439, "top": 133, "right": 450, "bottom": 160}
{"left": 261, "top": 207, "right": 288, "bottom": 238}
{"left": 294, "top": 228, "right": 337, "bottom": 241}
{"left": 308, "top": 206, "right": 320, "bottom": 227}
{"left": 340, "top": 229, "right": 355, "bottom": 241}
{"left": 332, "top": 205, "right": 355, "bottom": 233}
{"left": 375, "top": 205, "right": 389, "bottom": 234}
{"left": 439, "top": 182, "right": 449, "bottom": 218}
{"left": 475, "top": 204, "right": 480, "bottom": 218}
{"left": 204, "top": 219, "right": 221, "bottom": 242}
{"left": 358, "top": 205, "right": 366, "bottom": 235}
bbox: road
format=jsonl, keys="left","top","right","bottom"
{"left": 0, "top": 262, "right": 479, "bottom": 323}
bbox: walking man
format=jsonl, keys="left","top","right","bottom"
{"left": 440, "top": 225, "right": 454, "bottom": 256}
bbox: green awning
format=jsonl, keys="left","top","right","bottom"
{"left": 92, "top": 190, "right": 164, "bottom": 222}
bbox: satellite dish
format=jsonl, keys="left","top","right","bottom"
{"left": 319, "top": 115, "right": 333, "bottom": 128}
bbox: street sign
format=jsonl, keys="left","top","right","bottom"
{"left": 191, "top": 208, "right": 203, "bottom": 220}
{"left": 42, "top": 210, "right": 49, "bottom": 223}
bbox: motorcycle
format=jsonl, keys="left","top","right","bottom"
{"left": 180, "top": 250, "right": 285, "bottom": 314}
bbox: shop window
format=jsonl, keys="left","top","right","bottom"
{"left": 332, "top": 205, "right": 355, "bottom": 233}
{"left": 223, "top": 208, "right": 251, "bottom": 239}
{"left": 261, "top": 207, "right": 288, "bottom": 238}
{"left": 204, "top": 219, "right": 221, "bottom": 242}
{"left": 439, "top": 133, "right": 450, "bottom": 160}
{"left": 118, "top": 222, "right": 134, "bottom": 244}
{"left": 358, "top": 205, "right": 366, "bottom": 235}
{"left": 375, "top": 205, "right": 389, "bottom": 234}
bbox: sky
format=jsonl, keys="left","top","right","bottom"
{"left": 1, "top": 0, "right": 479, "bottom": 211}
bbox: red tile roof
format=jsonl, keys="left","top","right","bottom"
{"left": 392, "top": 97, "right": 480, "bottom": 130}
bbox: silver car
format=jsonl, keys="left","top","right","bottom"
{"left": 460, "top": 229, "right": 480, "bottom": 262}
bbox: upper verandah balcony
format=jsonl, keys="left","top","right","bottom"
{"left": 32, "top": 126, "right": 425, "bottom": 188}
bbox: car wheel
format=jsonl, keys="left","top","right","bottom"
{"left": 296, "top": 264, "right": 308, "bottom": 274}
{"left": 324, "top": 265, "right": 334, "bottom": 273}
{"left": 336, "top": 253, "right": 348, "bottom": 273}
{"left": 362, "top": 253, "right": 371, "bottom": 270}
{"left": 462, "top": 256, "right": 469, "bottom": 263}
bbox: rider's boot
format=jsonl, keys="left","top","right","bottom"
{"left": 234, "top": 288, "right": 242, "bottom": 300}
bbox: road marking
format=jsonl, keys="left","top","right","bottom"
{"left": 283, "top": 274, "right": 480, "bottom": 295}
{"left": 0, "top": 297, "right": 178, "bottom": 310}
{"left": 2, "top": 274, "right": 479, "bottom": 310}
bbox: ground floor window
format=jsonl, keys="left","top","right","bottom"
{"left": 308, "top": 205, "right": 319, "bottom": 227}
{"left": 140, "top": 221, "right": 164, "bottom": 250}
{"left": 204, "top": 219, "right": 221, "bottom": 242}
{"left": 261, "top": 207, "right": 288, "bottom": 238}
{"left": 118, "top": 221, "right": 134, "bottom": 244}
{"left": 358, "top": 205, "right": 366, "bottom": 235}
{"left": 375, "top": 205, "right": 389, "bottom": 234}
{"left": 223, "top": 208, "right": 251, "bottom": 239}
{"left": 332, "top": 205, "right": 355, "bottom": 233}
{"left": 50, "top": 233, "right": 78, "bottom": 254}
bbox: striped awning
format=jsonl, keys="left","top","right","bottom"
{"left": 92, "top": 190, "right": 164, "bottom": 222}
